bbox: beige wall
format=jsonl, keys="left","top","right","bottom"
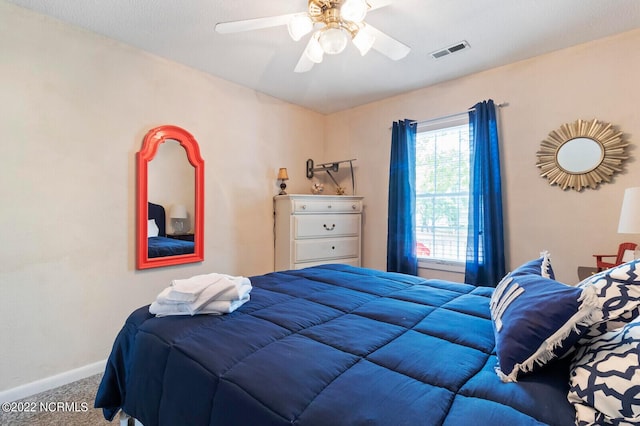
{"left": 325, "top": 28, "right": 640, "bottom": 285}
{"left": 0, "top": 2, "right": 324, "bottom": 392}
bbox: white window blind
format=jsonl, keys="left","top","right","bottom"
{"left": 415, "top": 114, "right": 469, "bottom": 264}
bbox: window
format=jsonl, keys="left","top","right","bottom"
{"left": 415, "top": 115, "right": 469, "bottom": 268}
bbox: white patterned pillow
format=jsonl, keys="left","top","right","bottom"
{"left": 578, "top": 259, "right": 640, "bottom": 338}
{"left": 569, "top": 318, "right": 640, "bottom": 425}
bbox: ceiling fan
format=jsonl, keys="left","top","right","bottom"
{"left": 215, "top": 0, "right": 411, "bottom": 73}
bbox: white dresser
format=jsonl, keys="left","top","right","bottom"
{"left": 274, "top": 194, "right": 364, "bottom": 271}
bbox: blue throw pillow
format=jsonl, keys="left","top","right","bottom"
{"left": 491, "top": 254, "right": 598, "bottom": 382}
{"left": 508, "top": 251, "right": 555, "bottom": 279}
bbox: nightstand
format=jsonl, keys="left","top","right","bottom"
{"left": 577, "top": 266, "right": 598, "bottom": 281}
{"left": 168, "top": 233, "right": 194, "bottom": 242}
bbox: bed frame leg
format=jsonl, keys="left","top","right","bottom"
{"left": 120, "top": 411, "right": 143, "bottom": 426}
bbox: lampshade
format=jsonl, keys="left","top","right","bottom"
{"left": 304, "top": 34, "right": 325, "bottom": 63}
{"left": 318, "top": 27, "right": 349, "bottom": 55}
{"left": 618, "top": 187, "right": 640, "bottom": 233}
{"left": 170, "top": 204, "right": 188, "bottom": 219}
{"left": 352, "top": 26, "right": 375, "bottom": 55}
{"left": 288, "top": 14, "right": 313, "bottom": 41}
{"left": 277, "top": 168, "right": 289, "bottom": 181}
{"left": 340, "top": 0, "right": 368, "bottom": 23}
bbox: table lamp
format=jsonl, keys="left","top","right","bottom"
{"left": 278, "top": 168, "right": 289, "bottom": 195}
{"left": 170, "top": 204, "right": 188, "bottom": 234}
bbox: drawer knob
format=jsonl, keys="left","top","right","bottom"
{"left": 332, "top": 246, "right": 336, "bottom": 250}
{"left": 323, "top": 224, "right": 336, "bottom": 231}
{"left": 352, "top": 204, "right": 357, "bottom": 210}
{"left": 301, "top": 205, "right": 307, "bottom": 210}
{"left": 327, "top": 205, "right": 332, "bottom": 209}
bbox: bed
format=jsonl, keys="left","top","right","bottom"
{"left": 97, "top": 259, "right": 630, "bottom": 426}
{"left": 147, "top": 202, "right": 194, "bottom": 258}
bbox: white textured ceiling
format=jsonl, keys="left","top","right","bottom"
{"left": 5, "top": 0, "right": 640, "bottom": 114}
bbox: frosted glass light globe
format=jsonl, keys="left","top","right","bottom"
{"left": 341, "top": 0, "right": 368, "bottom": 23}
{"left": 318, "top": 27, "right": 348, "bottom": 55}
{"left": 288, "top": 14, "right": 313, "bottom": 41}
{"left": 305, "top": 35, "right": 325, "bottom": 63}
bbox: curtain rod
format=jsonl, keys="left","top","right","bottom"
{"left": 392, "top": 102, "right": 508, "bottom": 129}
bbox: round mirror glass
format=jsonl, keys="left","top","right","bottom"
{"left": 556, "top": 137, "right": 603, "bottom": 174}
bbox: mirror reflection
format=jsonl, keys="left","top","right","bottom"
{"left": 556, "top": 137, "right": 603, "bottom": 174}
{"left": 147, "top": 139, "right": 196, "bottom": 258}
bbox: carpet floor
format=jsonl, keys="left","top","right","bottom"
{"left": 0, "top": 374, "right": 118, "bottom": 425}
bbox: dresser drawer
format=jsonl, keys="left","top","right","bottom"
{"left": 293, "top": 199, "right": 362, "bottom": 213}
{"left": 294, "top": 214, "right": 360, "bottom": 239}
{"left": 294, "top": 237, "right": 359, "bottom": 262}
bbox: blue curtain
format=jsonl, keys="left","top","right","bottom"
{"left": 465, "top": 100, "right": 506, "bottom": 286}
{"left": 387, "top": 119, "right": 417, "bottom": 275}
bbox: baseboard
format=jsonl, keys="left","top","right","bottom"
{"left": 0, "top": 359, "right": 107, "bottom": 403}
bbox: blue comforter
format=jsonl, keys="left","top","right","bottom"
{"left": 147, "top": 236, "right": 194, "bottom": 258}
{"left": 95, "top": 264, "right": 575, "bottom": 425}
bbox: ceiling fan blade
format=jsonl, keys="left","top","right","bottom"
{"left": 365, "top": 24, "right": 410, "bottom": 60}
{"left": 367, "top": 0, "right": 394, "bottom": 12}
{"left": 215, "top": 13, "right": 297, "bottom": 34}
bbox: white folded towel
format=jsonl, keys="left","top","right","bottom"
{"left": 158, "top": 275, "right": 252, "bottom": 305}
{"left": 149, "top": 273, "right": 252, "bottom": 317}
{"left": 165, "top": 273, "right": 227, "bottom": 302}
{"left": 150, "top": 294, "right": 250, "bottom": 317}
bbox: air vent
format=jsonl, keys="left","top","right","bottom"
{"left": 430, "top": 40, "right": 470, "bottom": 59}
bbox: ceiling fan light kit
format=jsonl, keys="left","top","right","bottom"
{"left": 300, "top": 0, "right": 370, "bottom": 58}
{"left": 215, "top": 0, "right": 411, "bottom": 72}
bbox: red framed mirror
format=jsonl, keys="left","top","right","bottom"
{"left": 136, "top": 125, "right": 204, "bottom": 269}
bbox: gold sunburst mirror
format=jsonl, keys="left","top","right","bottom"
{"left": 536, "top": 119, "right": 628, "bottom": 191}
